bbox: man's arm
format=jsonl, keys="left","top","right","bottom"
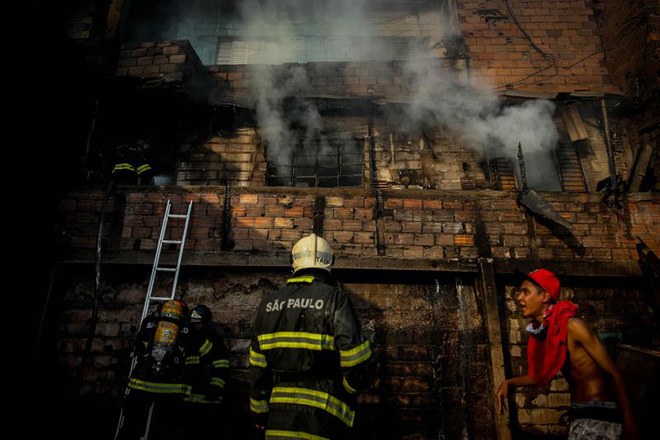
{"left": 567, "top": 318, "right": 638, "bottom": 439}
{"left": 496, "top": 375, "right": 536, "bottom": 413}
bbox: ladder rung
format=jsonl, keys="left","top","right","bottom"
{"left": 151, "top": 296, "right": 173, "bottom": 301}
{"left": 162, "top": 240, "right": 182, "bottom": 244}
{"left": 168, "top": 214, "right": 188, "bottom": 219}
{"left": 156, "top": 267, "right": 177, "bottom": 272}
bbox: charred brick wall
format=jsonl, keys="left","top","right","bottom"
{"left": 49, "top": 266, "right": 493, "bottom": 439}
{"left": 171, "top": 113, "right": 493, "bottom": 190}
{"left": 49, "top": 186, "right": 660, "bottom": 439}
{"left": 115, "top": 40, "right": 207, "bottom": 85}
{"left": 176, "top": 128, "right": 267, "bottom": 186}
{"left": 207, "top": 59, "right": 468, "bottom": 103}
{"left": 56, "top": 188, "right": 660, "bottom": 264}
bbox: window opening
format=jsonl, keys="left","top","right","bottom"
{"left": 266, "top": 136, "right": 363, "bottom": 187}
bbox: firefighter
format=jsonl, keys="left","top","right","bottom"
{"left": 183, "top": 304, "right": 230, "bottom": 437}
{"left": 249, "top": 233, "right": 373, "bottom": 439}
{"left": 134, "top": 140, "right": 154, "bottom": 185}
{"left": 111, "top": 140, "right": 153, "bottom": 185}
{"left": 111, "top": 144, "right": 138, "bottom": 185}
{"left": 117, "top": 299, "right": 191, "bottom": 440}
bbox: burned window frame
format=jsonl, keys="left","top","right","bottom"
{"left": 488, "top": 142, "right": 587, "bottom": 192}
{"left": 266, "top": 135, "right": 364, "bottom": 188}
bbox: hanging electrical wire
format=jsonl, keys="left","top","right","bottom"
{"left": 494, "top": 6, "right": 651, "bottom": 91}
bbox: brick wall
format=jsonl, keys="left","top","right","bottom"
{"left": 115, "top": 40, "right": 206, "bottom": 85}
{"left": 168, "top": 112, "right": 494, "bottom": 190}
{"left": 56, "top": 187, "right": 660, "bottom": 264}
{"left": 51, "top": 186, "right": 660, "bottom": 439}
{"left": 52, "top": 266, "right": 494, "bottom": 438}
{"left": 207, "top": 59, "right": 468, "bottom": 104}
{"left": 596, "top": 0, "right": 660, "bottom": 101}
{"left": 457, "top": 0, "right": 620, "bottom": 95}
{"left": 372, "top": 121, "right": 491, "bottom": 190}
{"left": 211, "top": 6, "right": 455, "bottom": 65}
{"left": 176, "top": 128, "right": 266, "bottom": 186}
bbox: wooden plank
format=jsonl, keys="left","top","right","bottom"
{"left": 559, "top": 106, "right": 580, "bottom": 142}
{"left": 559, "top": 105, "right": 589, "bottom": 142}
{"left": 568, "top": 105, "right": 589, "bottom": 140}
{"left": 477, "top": 259, "right": 512, "bottom": 440}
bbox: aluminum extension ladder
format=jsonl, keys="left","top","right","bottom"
{"left": 114, "top": 199, "right": 194, "bottom": 440}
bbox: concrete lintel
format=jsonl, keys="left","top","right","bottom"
{"left": 59, "top": 249, "right": 478, "bottom": 273}
{"left": 493, "top": 260, "right": 642, "bottom": 278}
{"left": 81, "top": 184, "right": 660, "bottom": 204}
{"left": 59, "top": 249, "right": 644, "bottom": 277}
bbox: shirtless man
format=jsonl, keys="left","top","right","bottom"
{"left": 496, "top": 269, "right": 638, "bottom": 439}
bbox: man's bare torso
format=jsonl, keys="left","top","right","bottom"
{"left": 563, "top": 317, "right": 613, "bottom": 403}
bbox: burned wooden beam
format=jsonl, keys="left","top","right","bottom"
{"left": 517, "top": 190, "right": 573, "bottom": 231}
{"left": 221, "top": 183, "right": 234, "bottom": 251}
{"left": 559, "top": 104, "right": 589, "bottom": 142}
{"left": 313, "top": 196, "right": 326, "bottom": 236}
{"left": 516, "top": 143, "right": 573, "bottom": 230}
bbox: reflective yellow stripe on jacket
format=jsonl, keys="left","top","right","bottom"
{"left": 211, "top": 377, "right": 226, "bottom": 388}
{"left": 136, "top": 164, "right": 152, "bottom": 174}
{"left": 112, "top": 163, "right": 135, "bottom": 173}
{"left": 184, "top": 393, "right": 223, "bottom": 404}
{"left": 185, "top": 356, "right": 200, "bottom": 366}
{"left": 286, "top": 275, "right": 315, "bottom": 284}
{"left": 213, "top": 359, "right": 229, "bottom": 368}
{"left": 258, "top": 332, "right": 335, "bottom": 351}
{"left": 266, "top": 430, "right": 329, "bottom": 440}
{"left": 250, "top": 397, "right": 270, "bottom": 414}
{"left": 199, "top": 339, "right": 213, "bottom": 357}
{"left": 128, "top": 378, "right": 191, "bottom": 395}
{"left": 339, "top": 340, "right": 371, "bottom": 368}
{"left": 249, "top": 348, "right": 268, "bottom": 368}
{"left": 270, "top": 386, "right": 355, "bottom": 427}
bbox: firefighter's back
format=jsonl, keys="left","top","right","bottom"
{"left": 249, "top": 234, "right": 372, "bottom": 440}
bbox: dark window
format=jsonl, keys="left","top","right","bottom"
{"left": 556, "top": 142, "right": 587, "bottom": 192}
{"left": 490, "top": 144, "right": 585, "bottom": 192}
{"left": 266, "top": 136, "right": 363, "bottom": 187}
{"left": 489, "top": 157, "right": 517, "bottom": 190}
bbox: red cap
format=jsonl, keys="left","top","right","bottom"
{"left": 526, "top": 268, "right": 561, "bottom": 301}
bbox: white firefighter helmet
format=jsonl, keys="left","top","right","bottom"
{"left": 292, "top": 233, "right": 334, "bottom": 274}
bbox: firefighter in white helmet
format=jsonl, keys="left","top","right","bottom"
{"left": 249, "top": 233, "right": 373, "bottom": 439}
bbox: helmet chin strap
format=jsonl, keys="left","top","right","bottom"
{"left": 313, "top": 234, "right": 318, "bottom": 263}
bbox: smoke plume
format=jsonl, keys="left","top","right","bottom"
{"left": 234, "top": 0, "right": 559, "bottom": 187}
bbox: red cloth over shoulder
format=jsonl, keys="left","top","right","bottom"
{"left": 527, "top": 300, "right": 579, "bottom": 385}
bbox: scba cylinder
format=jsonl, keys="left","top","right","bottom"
{"left": 151, "top": 299, "right": 187, "bottom": 362}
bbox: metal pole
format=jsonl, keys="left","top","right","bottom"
{"left": 600, "top": 98, "right": 618, "bottom": 189}
{"left": 517, "top": 142, "right": 528, "bottom": 190}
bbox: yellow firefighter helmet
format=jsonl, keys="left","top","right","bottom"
{"left": 292, "top": 233, "right": 334, "bottom": 274}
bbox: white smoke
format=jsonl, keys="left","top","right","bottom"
{"left": 400, "top": 50, "right": 558, "bottom": 161}
{"left": 234, "top": 0, "right": 559, "bottom": 186}
{"left": 238, "top": 0, "right": 373, "bottom": 175}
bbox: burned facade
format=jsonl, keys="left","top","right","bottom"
{"left": 26, "top": 0, "right": 660, "bottom": 439}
